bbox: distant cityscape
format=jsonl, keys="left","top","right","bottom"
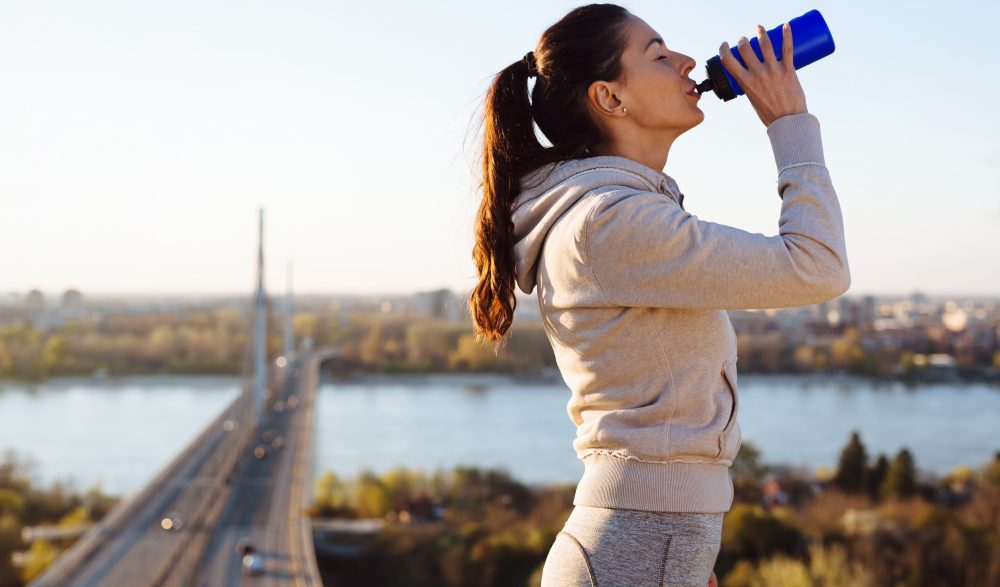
{"left": 2, "top": 288, "right": 999, "bottom": 382}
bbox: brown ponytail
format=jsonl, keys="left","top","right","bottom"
{"left": 469, "top": 3, "right": 632, "bottom": 347}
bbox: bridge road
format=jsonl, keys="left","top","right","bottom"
{"left": 28, "top": 211, "right": 323, "bottom": 586}
{"left": 28, "top": 351, "right": 326, "bottom": 587}
{"left": 185, "top": 352, "right": 324, "bottom": 587}
{"left": 27, "top": 388, "right": 254, "bottom": 587}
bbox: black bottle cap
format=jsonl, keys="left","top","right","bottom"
{"left": 703, "top": 55, "right": 737, "bottom": 102}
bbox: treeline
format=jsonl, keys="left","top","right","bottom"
{"left": 720, "top": 433, "right": 1000, "bottom": 586}
{"left": 0, "top": 309, "right": 251, "bottom": 380}
{"left": 735, "top": 327, "right": 1000, "bottom": 381}
{"left": 0, "top": 451, "right": 120, "bottom": 587}
{"left": 307, "top": 465, "right": 574, "bottom": 586}
{"left": 2, "top": 307, "right": 997, "bottom": 382}
{"left": 0, "top": 309, "right": 556, "bottom": 381}
{"left": 307, "top": 435, "right": 1000, "bottom": 586}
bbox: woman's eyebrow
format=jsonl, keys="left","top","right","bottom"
{"left": 645, "top": 37, "right": 664, "bottom": 51}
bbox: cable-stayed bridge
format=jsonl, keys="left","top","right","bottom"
{"left": 28, "top": 210, "right": 328, "bottom": 587}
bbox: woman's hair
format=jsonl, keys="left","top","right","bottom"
{"left": 469, "top": 3, "right": 632, "bottom": 346}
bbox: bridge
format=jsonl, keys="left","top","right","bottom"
{"left": 28, "top": 210, "right": 330, "bottom": 587}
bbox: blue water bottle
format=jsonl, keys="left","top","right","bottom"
{"left": 695, "top": 9, "right": 835, "bottom": 101}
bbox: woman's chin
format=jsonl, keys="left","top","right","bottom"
{"left": 687, "top": 108, "right": 705, "bottom": 128}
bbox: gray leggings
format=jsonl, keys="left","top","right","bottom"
{"left": 540, "top": 505, "right": 723, "bottom": 587}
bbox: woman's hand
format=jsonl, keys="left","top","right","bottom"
{"left": 719, "top": 22, "right": 808, "bottom": 127}
{"left": 708, "top": 570, "right": 718, "bottom": 586}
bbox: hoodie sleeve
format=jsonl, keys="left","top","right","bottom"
{"left": 583, "top": 112, "right": 850, "bottom": 310}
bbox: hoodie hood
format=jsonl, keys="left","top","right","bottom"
{"left": 511, "top": 155, "right": 684, "bottom": 294}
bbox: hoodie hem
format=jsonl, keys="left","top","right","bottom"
{"left": 572, "top": 453, "right": 734, "bottom": 513}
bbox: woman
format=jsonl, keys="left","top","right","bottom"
{"left": 469, "top": 4, "right": 849, "bottom": 586}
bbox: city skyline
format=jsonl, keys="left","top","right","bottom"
{"left": 2, "top": 1, "right": 998, "bottom": 295}
{"left": 5, "top": 286, "right": 1000, "bottom": 303}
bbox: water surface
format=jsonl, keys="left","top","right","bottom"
{"left": 2, "top": 373, "right": 997, "bottom": 497}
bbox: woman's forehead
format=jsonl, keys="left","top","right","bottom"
{"left": 625, "top": 16, "right": 664, "bottom": 51}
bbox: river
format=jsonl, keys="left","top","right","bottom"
{"left": 1, "top": 373, "right": 997, "bottom": 498}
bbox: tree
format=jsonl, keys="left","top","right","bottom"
{"left": 404, "top": 321, "right": 463, "bottom": 369}
{"left": 882, "top": 448, "right": 917, "bottom": 499}
{"left": 721, "top": 504, "right": 803, "bottom": 562}
{"left": 792, "top": 344, "right": 816, "bottom": 372}
{"left": 359, "top": 322, "right": 388, "bottom": 367}
{"left": 354, "top": 471, "right": 394, "bottom": 518}
{"left": 833, "top": 431, "right": 868, "bottom": 494}
{"left": 0, "top": 514, "right": 21, "bottom": 587}
{"left": 448, "top": 333, "right": 508, "bottom": 371}
{"left": 866, "top": 453, "right": 890, "bottom": 500}
{"left": 0, "top": 340, "right": 12, "bottom": 376}
{"left": 0, "top": 490, "right": 24, "bottom": 518}
{"left": 984, "top": 451, "right": 1000, "bottom": 486}
{"left": 731, "top": 440, "right": 768, "bottom": 483}
{"left": 310, "top": 471, "right": 351, "bottom": 517}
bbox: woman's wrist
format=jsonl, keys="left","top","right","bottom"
{"left": 766, "top": 111, "right": 824, "bottom": 172}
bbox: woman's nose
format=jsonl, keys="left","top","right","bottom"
{"left": 680, "top": 55, "right": 696, "bottom": 76}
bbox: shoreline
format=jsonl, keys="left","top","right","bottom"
{"left": 2, "top": 369, "right": 997, "bottom": 390}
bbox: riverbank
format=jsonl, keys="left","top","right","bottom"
{"left": 306, "top": 444, "right": 1000, "bottom": 587}
{"left": 3, "top": 362, "right": 998, "bottom": 387}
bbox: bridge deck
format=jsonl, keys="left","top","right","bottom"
{"left": 28, "top": 353, "right": 327, "bottom": 587}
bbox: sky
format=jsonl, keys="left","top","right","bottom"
{"left": 1, "top": 0, "right": 998, "bottom": 297}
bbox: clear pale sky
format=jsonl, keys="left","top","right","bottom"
{"left": 2, "top": 1, "right": 997, "bottom": 296}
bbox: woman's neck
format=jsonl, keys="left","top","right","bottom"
{"left": 593, "top": 130, "right": 679, "bottom": 172}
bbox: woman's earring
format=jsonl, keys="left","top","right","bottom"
{"left": 622, "top": 107, "right": 628, "bottom": 114}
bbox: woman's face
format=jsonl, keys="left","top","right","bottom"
{"left": 610, "top": 15, "right": 704, "bottom": 135}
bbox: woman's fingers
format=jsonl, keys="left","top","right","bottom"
{"left": 735, "top": 35, "right": 759, "bottom": 72}
{"left": 757, "top": 24, "right": 778, "bottom": 66}
{"left": 720, "top": 21, "right": 807, "bottom": 126}
{"left": 718, "top": 41, "right": 746, "bottom": 82}
{"left": 782, "top": 22, "right": 794, "bottom": 70}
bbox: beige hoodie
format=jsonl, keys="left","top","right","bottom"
{"left": 510, "top": 112, "right": 849, "bottom": 513}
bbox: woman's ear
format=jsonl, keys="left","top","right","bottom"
{"left": 587, "top": 80, "right": 625, "bottom": 119}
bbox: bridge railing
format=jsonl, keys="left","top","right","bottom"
{"left": 287, "top": 351, "right": 328, "bottom": 586}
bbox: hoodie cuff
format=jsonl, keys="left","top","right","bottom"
{"left": 766, "top": 112, "right": 825, "bottom": 173}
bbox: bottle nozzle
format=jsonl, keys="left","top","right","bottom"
{"left": 695, "top": 79, "right": 714, "bottom": 95}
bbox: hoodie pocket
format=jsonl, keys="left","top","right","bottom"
{"left": 715, "top": 360, "right": 740, "bottom": 460}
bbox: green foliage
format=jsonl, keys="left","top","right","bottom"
{"left": 731, "top": 440, "right": 768, "bottom": 483}
{"left": 722, "top": 560, "right": 757, "bottom": 587}
{"left": 833, "top": 430, "right": 868, "bottom": 494}
{"left": 0, "top": 309, "right": 249, "bottom": 379}
{"left": 310, "top": 471, "right": 352, "bottom": 517}
{"left": 18, "top": 539, "right": 60, "bottom": 584}
{"left": 57, "top": 506, "right": 88, "bottom": 527}
{"left": 882, "top": 448, "right": 917, "bottom": 499}
{"left": 404, "top": 322, "right": 466, "bottom": 370}
{"left": 721, "top": 504, "right": 804, "bottom": 562}
{"left": 0, "top": 491, "right": 24, "bottom": 518}
{"left": 748, "top": 556, "right": 812, "bottom": 587}
{"left": 0, "top": 309, "right": 564, "bottom": 380}
{"left": 983, "top": 452, "right": 1000, "bottom": 486}
{"left": 80, "top": 485, "right": 119, "bottom": 522}
{"left": 0, "top": 451, "right": 117, "bottom": 587}
{"left": 306, "top": 449, "right": 1000, "bottom": 587}
{"left": 309, "top": 464, "right": 569, "bottom": 587}
{"left": 355, "top": 471, "right": 395, "bottom": 518}
{"left": 866, "top": 453, "right": 890, "bottom": 501}
{"left": 723, "top": 543, "right": 877, "bottom": 587}
{"left": 0, "top": 515, "right": 21, "bottom": 587}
